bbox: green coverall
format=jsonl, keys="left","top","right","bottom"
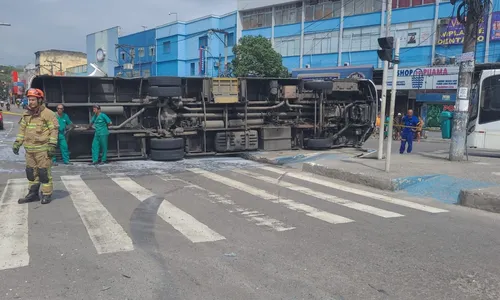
{"left": 53, "top": 112, "right": 72, "bottom": 164}
{"left": 91, "top": 112, "right": 112, "bottom": 163}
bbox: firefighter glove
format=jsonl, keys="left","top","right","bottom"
{"left": 47, "top": 144, "right": 57, "bottom": 157}
{"left": 12, "top": 142, "right": 20, "bottom": 155}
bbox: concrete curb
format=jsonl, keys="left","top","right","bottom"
{"left": 302, "top": 162, "right": 500, "bottom": 213}
{"left": 240, "top": 153, "right": 285, "bottom": 166}
{"left": 459, "top": 186, "right": 500, "bottom": 213}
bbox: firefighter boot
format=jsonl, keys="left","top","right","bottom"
{"left": 41, "top": 194, "right": 52, "bottom": 205}
{"left": 18, "top": 184, "right": 40, "bottom": 204}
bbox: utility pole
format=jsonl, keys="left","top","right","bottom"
{"left": 377, "top": 0, "right": 392, "bottom": 160}
{"left": 449, "top": 0, "right": 482, "bottom": 161}
{"left": 208, "top": 29, "right": 229, "bottom": 76}
{"left": 385, "top": 38, "right": 400, "bottom": 172}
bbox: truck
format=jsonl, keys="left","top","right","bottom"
{"left": 29, "top": 75, "right": 378, "bottom": 162}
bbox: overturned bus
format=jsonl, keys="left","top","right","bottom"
{"left": 29, "top": 75, "right": 378, "bottom": 162}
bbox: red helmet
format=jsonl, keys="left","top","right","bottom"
{"left": 26, "top": 88, "right": 44, "bottom": 99}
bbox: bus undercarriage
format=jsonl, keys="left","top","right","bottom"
{"left": 30, "top": 75, "right": 378, "bottom": 162}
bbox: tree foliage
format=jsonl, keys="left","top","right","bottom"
{"left": 232, "top": 35, "right": 289, "bottom": 78}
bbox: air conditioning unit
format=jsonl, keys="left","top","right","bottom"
{"left": 344, "top": 62, "right": 350, "bottom": 66}
{"left": 305, "top": 64, "right": 311, "bottom": 68}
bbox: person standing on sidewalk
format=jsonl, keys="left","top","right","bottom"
{"left": 88, "top": 104, "right": 112, "bottom": 165}
{"left": 399, "top": 109, "right": 420, "bottom": 154}
{"left": 52, "top": 104, "right": 74, "bottom": 165}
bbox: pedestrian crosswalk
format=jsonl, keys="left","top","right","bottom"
{"left": 0, "top": 165, "right": 449, "bottom": 271}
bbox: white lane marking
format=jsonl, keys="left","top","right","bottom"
{"left": 0, "top": 122, "right": 15, "bottom": 144}
{"left": 0, "top": 179, "right": 30, "bottom": 270}
{"left": 234, "top": 169, "right": 404, "bottom": 219}
{"left": 260, "top": 166, "right": 449, "bottom": 213}
{"left": 188, "top": 168, "right": 353, "bottom": 225}
{"left": 157, "top": 174, "right": 295, "bottom": 232}
{"left": 109, "top": 174, "right": 225, "bottom": 243}
{"left": 61, "top": 175, "right": 134, "bottom": 254}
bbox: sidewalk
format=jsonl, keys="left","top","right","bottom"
{"left": 244, "top": 148, "right": 500, "bottom": 214}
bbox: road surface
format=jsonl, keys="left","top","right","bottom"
{"left": 1, "top": 112, "right": 499, "bottom": 300}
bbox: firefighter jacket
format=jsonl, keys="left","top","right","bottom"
{"left": 15, "top": 105, "right": 59, "bottom": 152}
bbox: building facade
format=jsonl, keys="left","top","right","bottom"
{"left": 155, "top": 12, "right": 237, "bottom": 77}
{"left": 236, "top": 0, "right": 500, "bottom": 124}
{"left": 112, "top": 12, "right": 237, "bottom": 78}
{"left": 237, "top": 0, "right": 500, "bottom": 70}
{"left": 115, "top": 28, "right": 157, "bottom": 77}
{"left": 35, "top": 50, "right": 87, "bottom": 76}
{"left": 86, "top": 26, "right": 121, "bottom": 76}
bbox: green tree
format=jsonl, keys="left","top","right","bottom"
{"left": 232, "top": 35, "right": 289, "bottom": 78}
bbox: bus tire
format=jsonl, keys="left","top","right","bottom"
{"left": 150, "top": 148, "right": 185, "bottom": 161}
{"left": 148, "top": 76, "right": 182, "bottom": 87}
{"left": 148, "top": 86, "right": 182, "bottom": 97}
{"left": 150, "top": 138, "right": 184, "bottom": 150}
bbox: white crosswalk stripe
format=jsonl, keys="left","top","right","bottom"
{"left": 233, "top": 169, "right": 404, "bottom": 218}
{"left": 187, "top": 168, "right": 355, "bottom": 225}
{"left": 259, "top": 166, "right": 449, "bottom": 214}
{"left": 61, "top": 175, "right": 134, "bottom": 254}
{"left": 0, "top": 165, "right": 450, "bottom": 272}
{"left": 108, "top": 173, "right": 226, "bottom": 243}
{"left": 0, "top": 179, "right": 30, "bottom": 271}
{"left": 157, "top": 174, "right": 296, "bottom": 232}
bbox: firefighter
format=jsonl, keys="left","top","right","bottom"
{"left": 88, "top": 104, "right": 112, "bottom": 165}
{"left": 13, "top": 88, "right": 59, "bottom": 204}
{"left": 52, "top": 104, "right": 74, "bottom": 165}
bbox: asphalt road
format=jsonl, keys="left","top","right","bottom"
{"left": 1, "top": 112, "right": 500, "bottom": 300}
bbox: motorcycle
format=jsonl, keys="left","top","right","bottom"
{"left": 5, "top": 102, "right": 10, "bottom": 111}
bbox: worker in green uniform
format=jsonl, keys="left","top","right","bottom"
{"left": 88, "top": 104, "right": 112, "bottom": 165}
{"left": 53, "top": 104, "right": 74, "bottom": 165}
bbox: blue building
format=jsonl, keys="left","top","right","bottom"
{"left": 156, "top": 12, "right": 237, "bottom": 77}
{"left": 236, "top": 0, "right": 500, "bottom": 69}
{"left": 112, "top": 12, "right": 237, "bottom": 78}
{"left": 115, "top": 28, "right": 157, "bottom": 77}
{"left": 236, "top": 0, "right": 500, "bottom": 123}
{"left": 86, "top": 27, "right": 121, "bottom": 76}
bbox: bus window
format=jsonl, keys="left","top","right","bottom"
{"left": 479, "top": 75, "right": 500, "bottom": 124}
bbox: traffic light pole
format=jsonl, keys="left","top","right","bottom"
{"left": 449, "top": 6, "right": 478, "bottom": 161}
{"left": 385, "top": 38, "right": 400, "bottom": 172}
{"left": 377, "top": 0, "right": 392, "bottom": 160}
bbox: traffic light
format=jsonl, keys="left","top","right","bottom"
{"left": 377, "top": 37, "right": 394, "bottom": 62}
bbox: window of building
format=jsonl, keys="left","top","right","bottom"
{"left": 241, "top": 7, "right": 272, "bottom": 30}
{"left": 120, "top": 52, "right": 126, "bottom": 61}
{"left": 199, "top": 36, "right": 208, "bottom": 48}
{"left": 388, "top": 21, "right": 433, "bottom": 47}
{"left": 138, "top": 47, "right": 145, "bottom": 58}
{"left": 342, "top": 28, "right": 362, "bottom": 52}
{"left": 149, "top": 46, "right": 155, "bottom": 56}
{"left": 143, "top": 69, "right": 151, "bottom": 77}
{"left": 305, "top": 0, "right": 341, "bottom": 21}
{"left": 361, "top": 26, "right": 380, "bottom": 50}
{"left": 227, "top": 33, "right": 235, "bottom": 47}
{"left": 190, "top": 63, "right": 195, "bottom": 76}
{"left": 274, "top": 36, "right": 300, "bottom": 57}
{"left": 163, "top": 41, "right": 171, "bottom": 53}
{"left": 303, "top": 32, "right": 340, "bottom": 55}
{"left": 393, "top": 0, "right": 435, "bottom": 9}
{"left": 275, "top": 3, "right": 302, "bottom": 26}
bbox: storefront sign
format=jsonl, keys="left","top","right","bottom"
{"left": 491, "top": 12, "right": 500, "bottom": 41}
{"left": 437, "top": 17, "right": 486, "bottom": 45}
{"left": 387, "top": 66, "right": 459, "bottom": 90}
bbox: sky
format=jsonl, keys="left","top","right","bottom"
{"left": 0, "top": 0, "right": 236, "bottom": 66}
